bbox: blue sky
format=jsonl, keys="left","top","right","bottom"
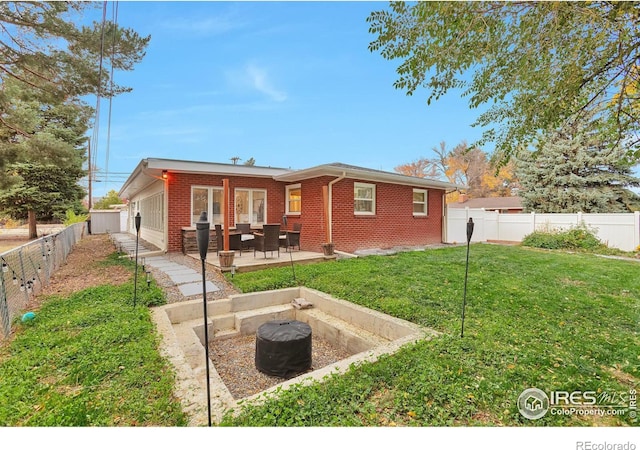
{"left": 88, "top": 1, "right": 491, "bottom": 197}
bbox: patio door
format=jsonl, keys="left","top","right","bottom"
{"left": 192, "top": 187, "right": 224, "bottom": 226}
{"left": 235, "top": 189, "right": 266, "bottom": 226}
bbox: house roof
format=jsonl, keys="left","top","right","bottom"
{"left": 119, "top": 159, "right": 464, "bottom": 199}
{"left": 119, "top": 158, "right": 292, "bottom": 199}
{"left": 273, "top": 162, "right": 465, "bottom": 190}
{"left": 448, "top": 196, "right": 523, "bottom": 210}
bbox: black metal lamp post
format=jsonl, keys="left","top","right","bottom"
{"left": 196, "top": 211, "right": 212, "bottom": 427}
{"left": 282, "top": 215, "right": 296, "bottom": 283}
{"left": 133, "top": 212, "right": 141, "bottom": 307}
{"left": 461, "top": 217, "right": 474, "bottom": 338}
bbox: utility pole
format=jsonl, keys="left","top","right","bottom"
{"left": 87, "top": 138, "right": 92, "bottom": 210}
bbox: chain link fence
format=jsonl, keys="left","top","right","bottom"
{"left": 0, "top": 222, "right": 87, "bottom": 339}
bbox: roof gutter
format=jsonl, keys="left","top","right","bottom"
{"left": 327, "top": 172, "right": 346, "bottom": 243}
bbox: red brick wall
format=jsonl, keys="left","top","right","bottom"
{"left": 329, "top": 178, "right": 444, "bottom": 254}
{"left": 291, "top": 176, "right": 335, "bottom": 253}
{"left": 166, "top": 173, "right": 285, "bottom": 252}
{"left": 166, "top": 172, "right": 445, "bottom": 253}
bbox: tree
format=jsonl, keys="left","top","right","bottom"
{"left": 0, "top": 2, "right": 150, "bottom": 105}
{"left": 394, "top": 158, "right": 438, "bottom": 179}
{"left": 243, "top": 157, "right": 256, "bottom": 166}
{"left": 0, "top": 163, "right": 85, "bottom": 238}
{"left": 368, "top": 2, "right": 640, "bottom": 163}
{"left": 516, "top": 114, "right": 640, "bottom": 213}
{"left": 0, "top": 76, "right": 89, "bottom": 237}
{"left": 93, "top": 189, "right": 124, "bottom": 210}
{"left": 395, "top": 141, "right": 519, "bottom": 200}
{"left": 0, "top": 76, "right": 91, "bottom": 181}
{"left": 0, "top": 2, "right": 150, "bottom": 236}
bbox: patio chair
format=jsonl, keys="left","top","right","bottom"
{"left": 254, "top": 224, "right": 281, "bottom": 258}
{"left": 235, "top": 223, "right": 251, "bottom": 234}
{"left": 215, "top": 224, "right": 242, "bottom": 255}
{"left": 283, "top": 223, "right": 302, "bottom": 252}
{"left": 236, "top": 223, "right": 254, "bottom": 250}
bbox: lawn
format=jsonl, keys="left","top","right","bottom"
{"left": 221, "top": 244, "right": 639, "bottom": 426}
{"left": 0, "top": 243, "right": 636, "bottom": 427}
{"left": 0, "top": 254, "right": 187, "bottom": 426}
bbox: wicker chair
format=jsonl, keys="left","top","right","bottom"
{"left": 235, "top": 223, "right": 251, "bottom": 234}
{"left": 215, "top": 224, "right": 242, "bottom": 255}
{"left": 283, "top": 223, "right": 302, "bottom": 252}
{"left": 254, "top": 224, "right": 281, "bottom": 258}
{"left": 236, "top": 223, "right": 254, "bottom": 250}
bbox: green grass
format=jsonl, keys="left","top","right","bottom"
{"left": 0, "top": 256, "right": 187, "bottom": 426}
{"left": 221, "top": 244, "right": 639, "bottom": 426}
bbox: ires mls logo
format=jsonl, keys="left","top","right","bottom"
{"left": 518, "top": 388, "right": 550, "bottom": 419}
{"left": 518, "top": 387, "right": 635, "bottom": 420}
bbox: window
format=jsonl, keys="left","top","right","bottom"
{"left": 286, "top": 184, "right": 301, "bottom": 215}
{"left": 354, "top": 182, "right": 375, "bottom": 215}
{"left": 413, "top": 189, "right": 428, "bottom": 216}
{"left": 140, "top": 192, "right": 164, "bottom": 231}
{"left": 235, "top": 189, "right": 266, "bottom": 226}
{"left": 191, "top": 186, "right": 224, "bottom": 226}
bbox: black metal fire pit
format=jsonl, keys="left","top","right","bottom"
{"left": 255, "top": 320, "right": 312, "bottom": 378}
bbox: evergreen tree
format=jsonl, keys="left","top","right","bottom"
{"left": 517, "top": 115, "right": 640, "bottom": 213}
{"left": 0, "top": 162, "right": 85, "bottom": 237}
{"left": 0, "top": 2, "right": 150, "bottom": 237}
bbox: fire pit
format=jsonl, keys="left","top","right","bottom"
{"left": 255, "top": 320, "right": 312, "bottom": 378}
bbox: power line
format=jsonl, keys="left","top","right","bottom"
{"left": 89, "top": 1, "right": 108, "bottom": 209}
{"left": 105, "top": 1, "right": 119, "bottom": 188}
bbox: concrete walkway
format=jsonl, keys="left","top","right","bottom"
{"left": 110, "top": 233, "right": 221, "bottom": 297}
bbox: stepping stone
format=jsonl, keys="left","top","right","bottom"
{"left": 178, "top": 281, "right": 219, "bottom": 297}
{"left": 146, "top": 260, "right": 182, "bottom": 269}
{"left": 168, "top": 273, "right": 203, "bottom": 284}
{"left": 161, "top": 268, "right": 199, "bottom": 276}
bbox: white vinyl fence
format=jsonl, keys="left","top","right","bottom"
{"left": 446, "top": 208, "right": 640, "bottom": 252}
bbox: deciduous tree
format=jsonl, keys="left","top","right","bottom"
{"left": 93, "top": 189, "right": 124, "bottom": 210}
{"left": 395, "top": 141, "right": 519, "bottom": 200}
{"left": 368, "top": 2, "right": 640, "bottom": 162}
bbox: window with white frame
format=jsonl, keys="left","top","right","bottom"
{"left": 286, "top": 184, "right": 301, "bottom": 215}
{"left": 140, "top": 192, "right": 165, "bottom": 231}
{"left": 235, "top": 188, "right": 266, "bottom": 226}
{"left": 191, "top": 186, "right": 224, "bottom": 226}
{"left": 413, "top": 189, "right": 428, "bottom": 216}
{"left": 354, "top": 182, "right": 375, "bottom": 215}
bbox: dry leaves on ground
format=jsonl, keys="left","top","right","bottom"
{"left": 30, "top": 235, "right": 131, "bottom": 309}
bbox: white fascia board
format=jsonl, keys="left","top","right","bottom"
{"left": 145, "top": 158, "right": 291, "bottom": 178}
{"left": 275, "top": 164, "right": 465, "bottom": 191}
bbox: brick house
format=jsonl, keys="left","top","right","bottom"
{"left": 118, "top": 158, "right": 463, "bottom": 254}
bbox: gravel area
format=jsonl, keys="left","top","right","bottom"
{"left": 209, "top": 334, "right": 353, "bottom": 399}
{"left": 147, "top": 251, "right": 354, "bottom": 401}
{"left": 144, "top": 252, "right": 241, "bottom": 303}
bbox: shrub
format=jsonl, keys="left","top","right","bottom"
{"left": 62, "top": 209, "right": 89, "bottom": 226}
{"left": 522, "top": 223, "right": 606, "bottom": 251}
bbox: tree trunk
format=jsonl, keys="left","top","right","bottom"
{"left": 28, "top": 210, "right": 37, "bottom": 239}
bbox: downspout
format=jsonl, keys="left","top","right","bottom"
{"left": 327, "top": 172, "right": 347, "bottom": 244}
